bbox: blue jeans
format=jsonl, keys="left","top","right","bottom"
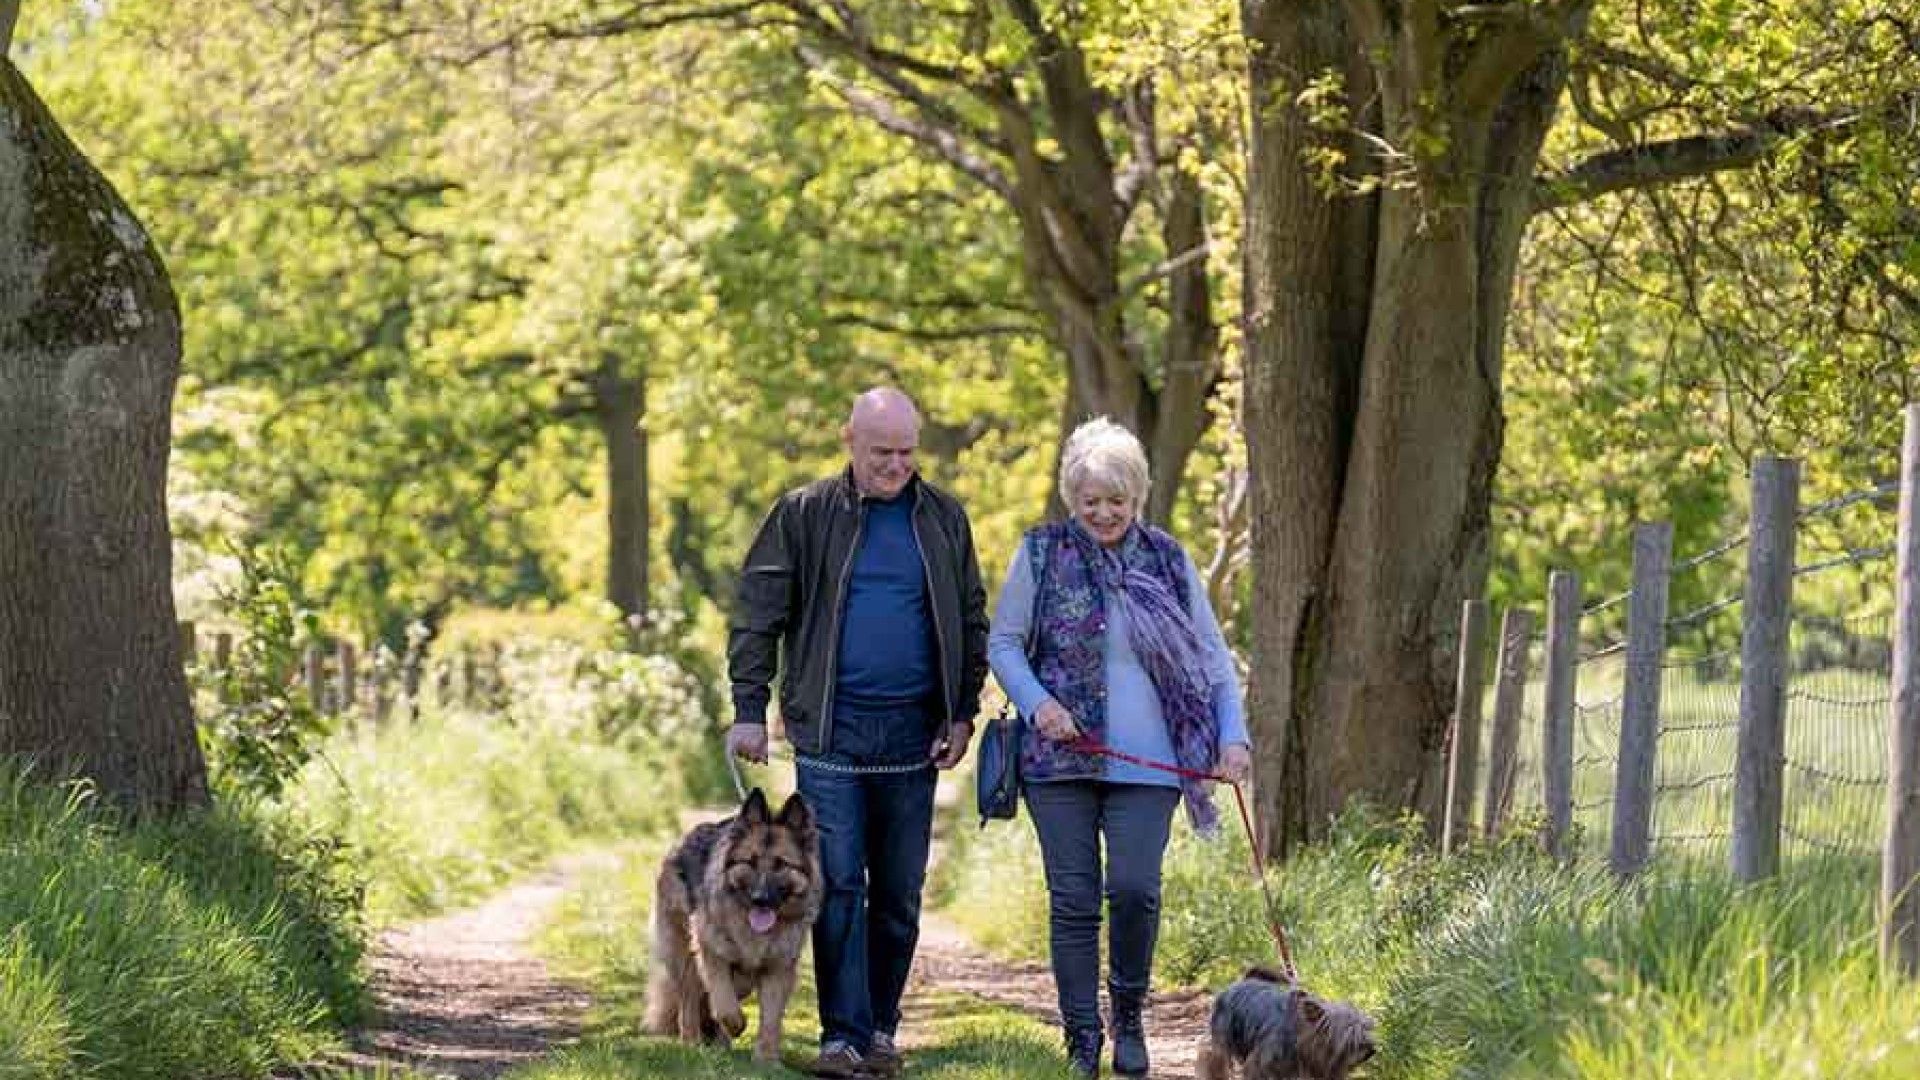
{"left": 798, "top": 705, "right": 937, "bottom": 1050}
{"left": 1024, "top": 781, "right": 1181, "bottom": 1036}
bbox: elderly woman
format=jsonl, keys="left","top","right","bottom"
{"left": 988, "top": 418, "right": 1252, "bottom": 1078}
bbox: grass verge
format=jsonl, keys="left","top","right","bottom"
{"left": 0, "top": 766, "right": 362, "bottom": 1079}
{"left": 937, "top": 801, "right": 1920, "bottom": 1078}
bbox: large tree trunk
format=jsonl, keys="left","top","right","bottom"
{"left": 1302, "top": 188, "right": 1501, "bottom": 835}
{"left": 593, "top": 361, "right": 648, "bottom": 627}
{"left": 1241, "top": 2, "right": 1572, "bottom": 852}
{"left": 1242, "top": 0, "right": 1371, "bottom": 853}
{"left": 0, "top": 56, "right": 209, "bottom": 813}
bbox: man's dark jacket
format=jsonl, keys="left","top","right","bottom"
{"left": 728, "top": 470, "right": 990, "bottom": 755}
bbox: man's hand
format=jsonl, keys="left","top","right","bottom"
{"left": 727, "top": 722, "right": 769, "bottom": 765}
{"left": 931, "top": 721, "right": 973, "bottom": 770}
{"left": 1033, "top": 699, "right": 1081, "bottom": 743}
{"left": 1218, "top": 743, "right": 1253, "bottom": 784}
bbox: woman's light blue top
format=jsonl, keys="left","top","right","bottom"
{"left": 988, "top": 530, "right": 1249, "bottom": 788}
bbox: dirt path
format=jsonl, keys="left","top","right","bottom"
{"left": 284, "top": 854, "right": 608, "bottom": 1080}
{"left": 282, "top": 804, "right": 1208, "bottom": 1078}
{"left": 905, "top": 913, "right": 1210, "bottom": 1080}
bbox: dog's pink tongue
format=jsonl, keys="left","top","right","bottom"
{"left": 749, "top": 907, "right": 777, "bottom": 935}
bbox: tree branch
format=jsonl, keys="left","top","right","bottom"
{"left": 990, "top": 88, "right": 1114, "bottom": 291}
{"left": 535, "top": 1, "right": 774, "bottom": 40}
{"left": 1000, "top": 0, "right": 1121, "bottom": 245}
{"left": 1455, "top": 15, "right": 1566, "bottom": 117}
{"left": 1575, "top": 39, "right": 1695, "bottom": 92}
{"left": 1534, "top": 104, "right": 1841, "bottom": 211}
{"left": 825, "top": 310, "right": 1042, "bottom": 341}
{"left": 1113, "top": 79, "right": 1160, "bottom": 213}
{"left": 1120, "top": 242, "right": 1213, "bottom": 300}
{"left": 779, "top": 0, "right": 1007, "bottom": 153}
{"left": 801, "top": 49, "right": 1014, "bottom": 198}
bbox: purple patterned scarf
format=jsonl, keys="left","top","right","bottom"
{"left": 1055, "top": 522, "right": 1221, "bottom": 834}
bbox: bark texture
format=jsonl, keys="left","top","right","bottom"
{"left": 0, "top": 57, "right": 208, "bottom": 812}
{"left": 1241, "top": 0, "right": 1576, "bottom": 850}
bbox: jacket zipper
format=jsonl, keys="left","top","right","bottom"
{"left": 819, "top": 497, "right": 865, "bottom": 755}
{"left": 912, "top": 488, "right": 952, "bottom": 740}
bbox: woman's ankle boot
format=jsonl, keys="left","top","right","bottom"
{"left": 1065, "top": 1026, "right": 1103, "bottom": 1077}
{"left": 1110, "top": 993, "right": 1148, "bottom": 1076}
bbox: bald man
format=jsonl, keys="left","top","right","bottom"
{"left": 727, "top": 387, "right": 989, "bottom": 1078}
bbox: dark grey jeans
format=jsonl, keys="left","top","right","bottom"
{"left": 1024, "top": 780, "right": 1181, "bottom": 1036}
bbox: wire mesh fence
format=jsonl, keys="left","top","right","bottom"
{"left": 1458, "top": 463, "right": 1902, "bottom": 875}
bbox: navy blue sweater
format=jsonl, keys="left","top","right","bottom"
{"left": 834, "top": 491, "right": 938, "bottom": 716}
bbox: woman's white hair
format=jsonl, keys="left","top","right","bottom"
{"left": 1059, "top": 417, "right": 1150, "bottom": 513}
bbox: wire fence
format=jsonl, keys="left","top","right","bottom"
{"left": 1462, "top": 461, "right": 1900, "bottom": 874}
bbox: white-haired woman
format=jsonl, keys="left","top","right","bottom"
{"left": 988, "top": 418, "right": 1252, "bottom": 1078}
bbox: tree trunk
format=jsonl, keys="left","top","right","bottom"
{"left": 1241, "top": 3, "right": 1571, "bottom": 852}
{"left": 1241, "top": 0, "right": 1371, "bottom": 854}
{"left": 1147, "top": 165, "right": 1220, "bottom": 526}
{"left": 0, "top": 57, "right": 209, "bottom": 813}
{"left": 1301, "top": 188, "right": 1500, "bottom": 834}
{"left": 593, "top": 361, "right": 648, "bottom": 628}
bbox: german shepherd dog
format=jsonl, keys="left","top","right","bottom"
{"left": 645, "top": 788, "right": 823, "bottom": 1062}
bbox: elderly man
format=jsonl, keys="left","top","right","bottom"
{"left": 727, "top": 387, "right": 990, "bottom": 1078}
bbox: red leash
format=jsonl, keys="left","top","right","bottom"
{"left": 1064, "top": 736, "right": 1299, "bottom": 984}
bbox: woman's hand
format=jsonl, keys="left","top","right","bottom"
{"left": 1033, "top": 699, "right": 1082, "bottom": 743}
{"left": 1218, "top": 743, "right": 1253, "bottom": 784}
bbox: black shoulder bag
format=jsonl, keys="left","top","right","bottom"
{"left": 977, "top": 531, "right": 1050, "bottom": 826}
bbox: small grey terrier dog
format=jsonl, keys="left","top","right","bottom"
{"left": 1194, "top": 966, "right": 1377, "bottom": 1079}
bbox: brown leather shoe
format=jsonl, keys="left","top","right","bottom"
{"left": 808, "top": 1041, "right": 871, "bottom": 1078}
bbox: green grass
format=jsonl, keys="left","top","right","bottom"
{"left": 942, "top": 795, "right": 1920, "bottom": 1080}
{"left": 0, "top": 765, "right": 362, "bottom": 1080}
{"left": 281, "top": 627, "right": 728, "bottom": 923}
{"left": 282, "top": 706, "right": 681, "bottom": 922}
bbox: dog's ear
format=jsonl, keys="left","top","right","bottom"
{"left": 740, "top": 787, "right": 772, "bottom": 824}
{"left": 1242, "top": 965, "right": 1287, "bottom": 984}
{"left": 776, "top": 792, "right": 814, "bottom": 833}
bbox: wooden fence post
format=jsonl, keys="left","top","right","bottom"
{"left": 179, "top": 621, "right": 197, "bottom": 670}
{"left": 338, "top": 641, "right": 358, "bottom": 716}
{"left": 214, "top": 632, "right": 233, "bottom": 674}
{"left": 461, "top": 651, "right": 479, "bottom": 706}
{"left": 1611, "top": 520, "right": 1673, "bottom": 878}
{"left": 304, "top": 645, "right": 326, "bottom": 714}
{"left": 1444, "top": 598, "right": 1490, "bottom": 854}
{"left": 1484, "top": 607, "right": 1536, "bottom": 838}
{"left": 1734, "top": 456, "right": 1800, "bottom": 883}
{"left": 1884, "top": 403, "right": 1920, "bottom": 975}
{"left": 1542, "top": 570, "right": 1581, "bottom": 859}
